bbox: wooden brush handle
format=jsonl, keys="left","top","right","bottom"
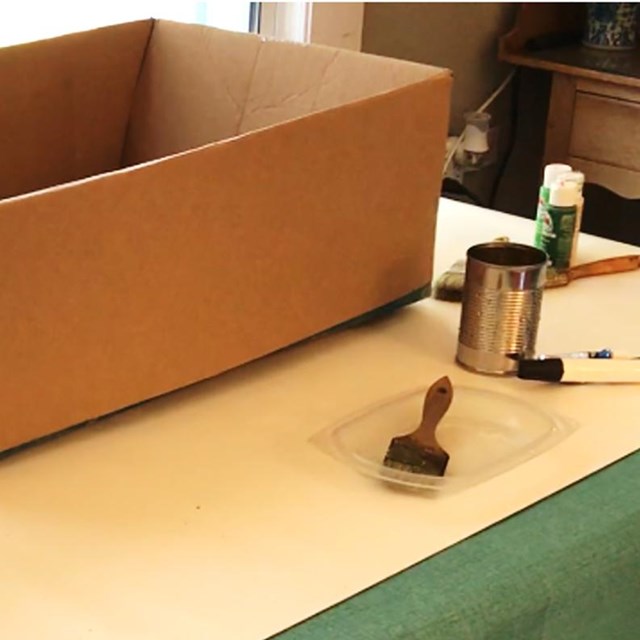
{"left": 569, "top": 255, "right": 640, "bottom": 282}
{"left": 413, "top": 376, "right": 453, "bottom": 449}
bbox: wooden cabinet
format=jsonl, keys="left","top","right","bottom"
{"left": 547, "top": 76, "right": 640, "bottom": 197}
{"left": 500, "top": 3, "right": 640, "bottom": 198}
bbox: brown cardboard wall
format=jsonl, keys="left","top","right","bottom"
{"left": 0, "top": 20, "right": 152, "bottom": 200}
{"left": 122, "top": 21, "right": 260, "bottom": 166}
{"left": 240, "top": 39, "right": 447, "bottom": 134}
{"left": 0, "top": 74, "right": 450, "bottom": 451}
{"left": 123, "top": 22, "right": 447, "bottom": 164}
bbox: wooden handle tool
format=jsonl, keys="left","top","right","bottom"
{"left": 382, "top": 376, "right": 452, "bottom": 477}
{"left": 546, "top": 255, "right": 640, "bottom": 288}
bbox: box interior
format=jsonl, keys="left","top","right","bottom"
{"left": 0, "top": 19, "right": 448, "bottom": 201}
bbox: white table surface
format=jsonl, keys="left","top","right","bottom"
{"left": 2, "top": 198, "right": 639, "bottom": 639}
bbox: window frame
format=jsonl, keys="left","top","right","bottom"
{"left": 258, "top": 2, "right": 364, "bottom": 50}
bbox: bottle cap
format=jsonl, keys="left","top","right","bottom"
{"left": 549, "top": 181, "right": 579, "bottom": 207}
{"left": 557, "top": 170, "right": 585, "bottom": 194}
{"left": 543, "top": 163, "right": 572, "bottom": 188}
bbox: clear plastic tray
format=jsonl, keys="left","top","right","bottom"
{"left": 313, "top": 385, "right": 577, "bottom": 494}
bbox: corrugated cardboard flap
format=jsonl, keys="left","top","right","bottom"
{"left": 123, "top": 20, "right": 450, "bottom": 164}
{"left": 0, "top": 20, "right": 152, "bottom": 200}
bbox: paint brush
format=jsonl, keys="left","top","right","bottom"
{"left": 433, "top": 237, "right": 509, "bottom": 302}
{"left": 432, "top": 259, "right": 466, "bottom": 302}
{"left": 545, "top": 254, "right": 640, "bottom": 287}
{"left": 383, "top": 376, "right": 452, "bottom": 476}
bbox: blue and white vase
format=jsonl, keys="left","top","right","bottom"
{"left": 583, "top": 2, "right": 639, "bottom": 50}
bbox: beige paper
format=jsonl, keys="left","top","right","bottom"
{"left": 1, "top": 199, "right": 638, "bottom": 639}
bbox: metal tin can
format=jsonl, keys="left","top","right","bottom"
{"left": 456, "top": 242, "right": 547, "bottom": 375}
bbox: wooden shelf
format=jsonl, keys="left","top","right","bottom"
{"left": 499, "top": 3, "right": 640, "bottom": 89}
{"left": 499, "top": 3, "right": 640, "bottom": 198}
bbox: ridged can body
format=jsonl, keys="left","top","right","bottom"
{"left": 456, "top": 242, "right": 547, "bottom": 375}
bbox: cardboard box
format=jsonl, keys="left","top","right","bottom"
{"left": 0, "top": 20, "right": 451, "bottom": 452}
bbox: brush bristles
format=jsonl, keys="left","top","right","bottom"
{"left": 432, "top": 272, "right": 464, "bottom": 302}
{"left": 432, "top": 281, "right": 464, "bottom": 302}
{"left": 544, "top": 271, "right": 570, "bottom": 288}
{"left": 383, "top": 436, "right": 449, "bottom": 477}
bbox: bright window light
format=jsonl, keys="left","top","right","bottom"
{"left": 0, "top": 1, "right": 252, "bottom": 47}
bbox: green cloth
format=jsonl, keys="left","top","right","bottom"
{"left": 272, "top": 451, "right": 640, "bottom": 640}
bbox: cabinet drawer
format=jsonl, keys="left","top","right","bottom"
{"left": 570, "top": 93, "right": 640, "bottom": 172}
{"left": 569, "top": 157, "right": 640, "bottom": 198}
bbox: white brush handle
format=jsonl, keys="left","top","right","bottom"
{"left": 561, "top": 359, "right": 640, "bottom": 383}
{"left": 518, "top": 358, "right": 640, "bottom": 383}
